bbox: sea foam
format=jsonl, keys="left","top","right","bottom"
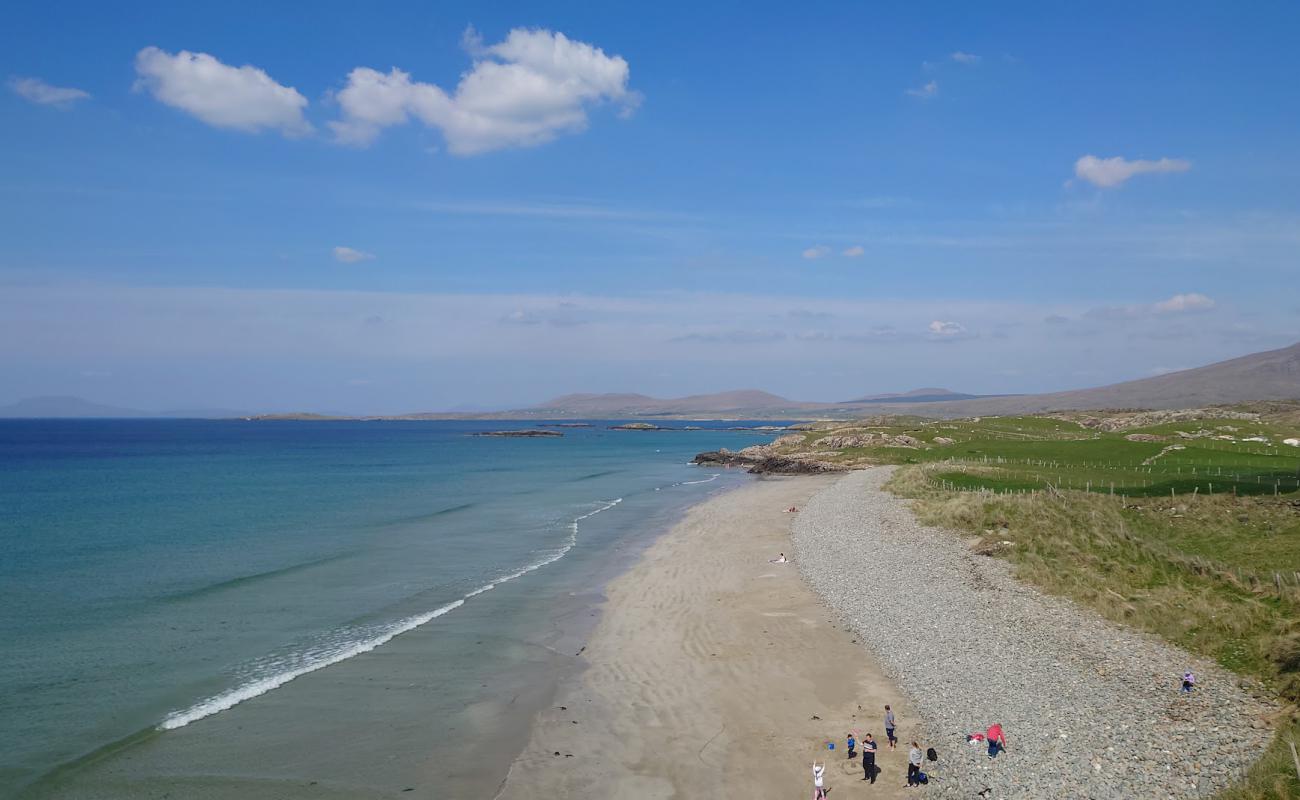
{"left": 158, "top": 497, "right": 623, "bottom": 731}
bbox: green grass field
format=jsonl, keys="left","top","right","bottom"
{"left": 783, "top": 407, "right": 1300, "bottom": 798}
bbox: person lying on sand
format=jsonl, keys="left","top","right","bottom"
{"left": 784, "top": 506, "right": 799, "bottom": 512}
{"left": 769, "top": 553, "right": 788, "bottom": 563}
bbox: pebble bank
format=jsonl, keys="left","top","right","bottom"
{"left": 793, "top": 467, "right": 1275, "bottom": 799}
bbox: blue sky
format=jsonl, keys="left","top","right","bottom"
{"left": 2, "top": 1, "right": 1298, "bottom": 412}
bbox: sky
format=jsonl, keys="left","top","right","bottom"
{"left": 2, "top": 1, "right": 1298, "bottom": 413}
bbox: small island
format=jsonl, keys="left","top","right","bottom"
{"left": 538, "top": 423, "right": 594, "bottom": 428}
{"left": 608, "top": 422, "right": 666, "bottom": 431}
{"left": 470, "top": 430, "right": 563, "bottom": 438}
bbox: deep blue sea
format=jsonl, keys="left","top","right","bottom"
{"left": 0, "top": 419, "right": 776, "bottom": 795}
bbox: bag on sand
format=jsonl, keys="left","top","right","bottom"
{"left": 926, "top": 747, "right": 938, "bottom": 762}
{"left": 916, "top": 772, "right": 929, "bottom": 784}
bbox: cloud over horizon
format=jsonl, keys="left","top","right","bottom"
{"left": 333, "top": 246, "right": 376, "bottom": 263}
{"left": 8, "top": 76, "right": 90, "bottom": 108}
{"left": 134, "top": 47, "right": 311, "bottom": 136}
{"left": 1074, "top": 154, "right": 1191, "bottom": 188}
{"left": 905, "top": 80, "right": 938, "bottom": 99}
{"left": 329, "top": 27, "right": 637, "bottom": 154}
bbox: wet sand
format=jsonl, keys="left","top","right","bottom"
{"left": 497, "top": 475, "right": 918, "bottom": 800}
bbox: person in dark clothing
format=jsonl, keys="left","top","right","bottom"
{"left": 861, "top": 733, "right": 878, "bottom": 783}
{"left": 846, "top": 732, "right": 857, "bottom": 758}
{"left": 906, "top": 742, "right": 923, "bottom": 787}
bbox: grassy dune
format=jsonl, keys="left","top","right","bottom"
{"left": 776, "top": 405, "right": 1300, "bottom": 798}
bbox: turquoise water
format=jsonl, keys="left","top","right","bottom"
{"left": 0, "top": 419, "right": 774, "bottom": 794}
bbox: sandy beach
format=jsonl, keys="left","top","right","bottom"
{"left": 497, "top": 475, "right": 918, "bottom": 800}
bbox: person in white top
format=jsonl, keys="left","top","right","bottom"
{"left": 812, "top": 761, "right": 827, "bottom": 798}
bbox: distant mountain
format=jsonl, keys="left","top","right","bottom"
{"left": 532, "top": 389, "right": 805, "bottom": 416}
{"left": 0, "top": 396, "right": 251, "bottom": 419}
{"left": 840, "top": 342, "right": 1300, "bottom": 417}
{"left": 841, "top": 387, "right": 981, "bottom": 404}
{"left": 0, "top": 396, "right": 152, "bottom": 418}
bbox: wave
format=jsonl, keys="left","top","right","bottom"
{"left": 380, "top": 502, "right": 477, "bottom": 527}
{"left": 572, "top": 469, "right": 622, "bottom": 482}
{"left": 161, "top": 551, "right": 356, "bottom": 602}
{"left": 677, "top": 473, "right": 721, "bottom": 486}
{"left": 156, "top": 497, "right": 624, "bottom": 731}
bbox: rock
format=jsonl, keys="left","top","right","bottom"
{"left": 608, "top": 422, "right": 665, "bottom": 430}
{"left": 933, "top": 436, "right": 956, "bottom": 445}
{"left": 1124, "top": 433, "right": 1164, "bottom": 442}
{"left": 471, "top": 430, "right": 563, "bottom": 437}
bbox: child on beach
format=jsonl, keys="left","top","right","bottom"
{"left": 985, "top": 723, "right": 1007, "bottom": 759}
{"left": 846, "top": 732, "right": 856, "bottom": 758}
{"left": 1181, "top": 671, "right": 1196, "bottom": 693}
{"left": 812, "top": 761, "right": 827, "bottom": 799}
{"left": 884, "top": 705, "right": 897, "bottom": 750}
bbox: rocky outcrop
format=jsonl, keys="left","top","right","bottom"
{"left": 1124, "top": 433, "right": 1165, "bottom": 442}
{"left": 1067, "top": 408, "right": 1260, "bottom": 432}
{"left": 471, "top": 430, "right": 563, "bottom": 437}
{"left": 691, "top": 449, "right": 846, "bottom": 475}
{"left": 932, "top": 436, "right": 955, "bottom": 445}
{"left": 609, "top": 422, "right": 665, "bottom": 430}
{"left": 813, "top": 432, "right": 924, "bottom": 449}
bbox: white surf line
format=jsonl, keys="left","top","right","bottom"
{"left": 158, "top": 498, "right": 624, "bottom": 731}
{"left": 678, "top": 473, "right": 721, "bottom": 486}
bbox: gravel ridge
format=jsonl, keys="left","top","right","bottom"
{"left": 792, "top": 467, "right": 1275, "bottom": 799}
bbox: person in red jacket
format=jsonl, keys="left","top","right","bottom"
{"left": 985, "top": 723, "right": 1007, "bottom": 759}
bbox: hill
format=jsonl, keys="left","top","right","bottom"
{"left": 531, "top": 389, "right": 813, "bottom": 416}
{"left": 0, "top": 396, "right": 251, "bottom": 419}
{"left": 842, "top": 387, "right": 982, "bottom": 404}
{"left": 0, "top": 396, "right": 152, "bottom": 418}
{"left": 847, "top": 342, "right": 1300, "bottom": 418}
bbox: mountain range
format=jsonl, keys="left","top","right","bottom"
{"left": 3, "top": 343, "right": 1298, "bottom": 420}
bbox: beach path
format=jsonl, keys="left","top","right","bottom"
{"left": 497, "top": 474, "right": 916, "bottom": 800}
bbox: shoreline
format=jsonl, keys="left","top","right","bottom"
{"left": 497, "top": 474, "right": 918, "bottom": 799}
{"left": 20, "top": 473, "right": 747, "bottom": 800}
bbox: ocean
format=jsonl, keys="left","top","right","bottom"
{"left": 0, "top": 419, "right": 776, "bottom": 797}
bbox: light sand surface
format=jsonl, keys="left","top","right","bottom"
{"left": 497, "top": 475, "right": 919, "bottom": 800}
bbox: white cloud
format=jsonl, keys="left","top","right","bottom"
{"left": 333, "top": 246, "right": 375, "bottom": 263}
{"left": 928, "top": 320, "right": 966, "bottom": 337}
{"left": 1153, "top": 293, "right": 1215, "bottom": 314}
{"left": 1073, "top": 154, "right": 1191, "bottom": 188}
{"left": 950, "top": 51, "right": 981, "bottom": 64}
{"left": 330, "top": 27, "right": 636, "bottom": 155}
{"left": 8, "top": 76, "right": 90, "bottom": 107}
{"left": 133, "top": 47, "right": 311, "bottom": 136}
{"left": 905, "top": 80, "right": 938, "bottom": 99}
{"left": 842, "top": 245, "right": 865, "bottom": 257}
{"left": 802, "top": 245, "right": 832, "bottom": 260}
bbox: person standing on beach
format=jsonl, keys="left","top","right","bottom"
{"left": 846, "top": 732, "right": 857, "bottom": 759}
{"left": 812, "top": 761, "right": 827, "bottom": 799}
{"left": 884, "top": 705, "right": 897, "bottom": 750}
{"left": 861, "top": 733, "right": 878, "bottom": 783}
{"left": 906, "top": 742, "right": 924, "bottom": 786}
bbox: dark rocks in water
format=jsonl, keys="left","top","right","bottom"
{"left": 538, "top": 423, "right": 594, "bottom": 428}
{"left": 471, "top": 430, "right": 563, "bottom": 437}
{"left": 692, "top": 449, "right": 846, "bottom": 475}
